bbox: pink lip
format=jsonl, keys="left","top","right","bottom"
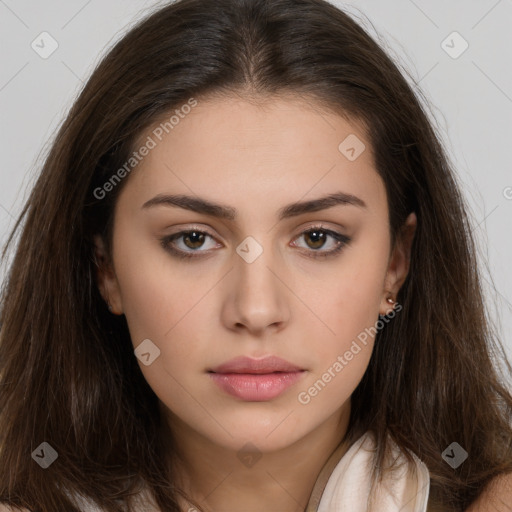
{"left": 208, "top": 356, "right": 306, "bottom": 401}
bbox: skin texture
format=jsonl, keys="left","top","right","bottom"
{"left": 465, "top": 473, "right": 512, "bottom": 512}
{"left": 94, "top": 94, "right": 417, "bottom": 511}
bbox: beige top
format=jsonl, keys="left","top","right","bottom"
{"left": 306, "top": 431, "right": 430, "bottom": 511}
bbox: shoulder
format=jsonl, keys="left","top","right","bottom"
{"left": 466, "top": 473, "right": 512, "bottom": 511}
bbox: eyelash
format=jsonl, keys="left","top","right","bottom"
{"left": 159, "top": 224, "right": 351, "bottom": 260}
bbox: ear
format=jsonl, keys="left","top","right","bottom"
{"left": 93, "top": 234, "right": 123, "bottom": 315}
{"left": 379, "top": 212, "right": 417, "bottom": 315}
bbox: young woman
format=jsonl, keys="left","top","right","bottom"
{"left": 0, "top": 0, "right": 511, "bottom": 510}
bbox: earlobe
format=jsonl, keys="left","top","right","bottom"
{"left": 379, "top": 212, "right": 417, "bottom": 315}
{"left": 93, "top": 234, "right": 123, "bottom": 315}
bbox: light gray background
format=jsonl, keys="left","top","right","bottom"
{"left": 1, "top": 0, "right": 511, "bottom": 361}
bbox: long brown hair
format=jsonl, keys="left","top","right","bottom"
{"left": 1, "top": 0, "right": 511, "bottom": 510}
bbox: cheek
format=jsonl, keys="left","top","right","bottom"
{"left": 113, "top": 251, "right": 209, "bottom": 407}
{"left": 297, "top": 230, "right": 389, "bottom": 402}
{"left": 112, "top": 230, "right": 218, "bottom": 395}
{"left": 112, "top": 224, "right": 203, "bottom": 344}
{"left": 312, "top": 236, "right": 389, "bottom": 349}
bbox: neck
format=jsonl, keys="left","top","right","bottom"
{"left": 163, "top": 401, "right": 352, "bottom": 512}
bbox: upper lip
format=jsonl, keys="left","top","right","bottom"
{"left": 209, "top": 356, "right": 304, "bottom": 374}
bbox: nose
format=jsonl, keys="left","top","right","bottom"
{"left": 220, "top": 242, "right": 291, "bottom": 336}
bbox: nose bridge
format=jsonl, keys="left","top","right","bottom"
{"left": 235, "top": 234, "right": 280, "bottom": 302}
{"left": 225, "top": 234, "right": 289, "bottom": 332}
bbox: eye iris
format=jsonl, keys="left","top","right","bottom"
{"left": 184, "top": 231, "right": 205, "bottom": 249}
{"left": 305, "top": 230, "right": 326, "bottom": 249}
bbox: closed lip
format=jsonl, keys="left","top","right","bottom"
{"left": 208, "top": 355, "right": 304, "bottom": 374}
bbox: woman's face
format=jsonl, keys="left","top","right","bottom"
{"left": 96, "top": 94, "right": 415, "bottom": 453}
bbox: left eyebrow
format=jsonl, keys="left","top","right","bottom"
{"left": 141, "top": 191, "right": 367, "bottom": 221}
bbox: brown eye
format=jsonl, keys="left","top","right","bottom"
{"left": 303, "top": 230, "right": 328, "bottom": 249}
{"left": 291, "top": 226, "right": 351, "bottom": 259}
{"left": 160, "top": 229, "right": 220, "bottom": 259}
{"left": 182, "top": 231, "right": 206, "bottom": 249}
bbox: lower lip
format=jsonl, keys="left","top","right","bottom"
{"left": 209, "top": 371, "right": 305, "bottom": 401}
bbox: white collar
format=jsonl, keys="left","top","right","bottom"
{"left": 306, "top": 431, "right": 430, "bottom": 511}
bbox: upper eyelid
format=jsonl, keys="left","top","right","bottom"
{"left": 168, "top": 223, "right": 343, "bottom": 236}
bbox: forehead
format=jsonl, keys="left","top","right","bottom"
{"left": 118, "top": 94, "right": 386, "bottom": 217}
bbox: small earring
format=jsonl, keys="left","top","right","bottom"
{"left": 107, "top": 300, "right": 113, "bottom": 313}
{"left": 386, "top": 296, "right": 395, "bottom": 306}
